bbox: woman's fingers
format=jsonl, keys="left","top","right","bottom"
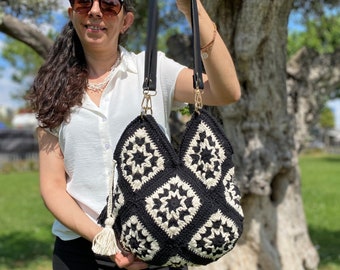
{"left": 111, "top": 252, "right": 148, "bottom": 270}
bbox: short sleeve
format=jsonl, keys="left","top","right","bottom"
{"left": 157, "top": 52, "right": 187, "bottom": 112}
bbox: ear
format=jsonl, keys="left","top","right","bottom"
{"left": 68, "top": 7, "right": 73, "bottom": 19}
{"left": 121, "top": 12, "right": 134, "bottom": 34}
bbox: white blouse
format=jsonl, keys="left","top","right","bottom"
{"left": 51, "top": 47, "right": 185, "bottom": 240}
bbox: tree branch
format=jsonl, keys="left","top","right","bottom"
{"left": 0, "top": 14, "right": 53, "bottom": 59}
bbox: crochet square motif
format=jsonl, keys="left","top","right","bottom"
{"left": 103, "top": 110, "right": 244, "bottom": 267}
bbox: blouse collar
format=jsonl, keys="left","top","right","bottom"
{"left": 117, "top": 46, "right": 138, "bottom": 74}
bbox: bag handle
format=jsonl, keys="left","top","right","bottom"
{"left": 142, "top": 0, "right": 204, "bottom": 113}
{"left": 143, "top": 0, "right": 158, "bottom": 92}
{"left": 191, "top": 0, "right": 204, "bottom": 91}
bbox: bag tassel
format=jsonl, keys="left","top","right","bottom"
{"left": 92, "top": 215, "right": 119, "bottom": 255}
{"left": 92, "top": 160, "right": 120, "bottom": 256}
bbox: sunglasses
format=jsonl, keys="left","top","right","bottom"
{"left": 71, "top": 0, "right": 124, "bottom": 17}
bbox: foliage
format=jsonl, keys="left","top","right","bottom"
{"left": 293, "top": 0, "right": 340, "bottom": 18}
{"left": 0, "top": 37, "right": 45, "bottom": 103}
{"left": 2, "top": 38, "right": 43, "bottom": 80}
{"left": 319, "top": 106, "right": 335, "bottom": 129}
{"left": 299, "top": 153, "right": 340, "bottom": 269}
{"left": 287, "top": 4, "right": 340, "bottom": 129}
{"left": 288, "top": 14, "right": 340, "bottom": 58}
{"left": 0, "top": 0, "right": 60, "bottom": 24}
{"left": 1, "top": 27, "right": 57, "bottom": 101}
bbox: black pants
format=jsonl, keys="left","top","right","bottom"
{"left": 53, "top": 237, "right": 187, "bottom": 270}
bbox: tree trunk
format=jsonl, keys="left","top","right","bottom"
{"left": 190, "top": 0, "right": 319, "bottom": 269}
{"left": 287, "top": 47, "right": 340, "bottom": 151}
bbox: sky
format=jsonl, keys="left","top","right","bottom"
{"left": 0, "top": 66, "right": 26, "bottom": 109}
{"left": 327, "top": 100, "right": 340, "bottom": 129}
{"left": 0, "top": 3, "right": 339, "bottom": 129}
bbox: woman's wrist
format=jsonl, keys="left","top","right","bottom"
{"left": 84, "top": 223, "right": 103, "bottom": 242}
{"left": 201, "top": 22, "right": 217, "bottom": 60}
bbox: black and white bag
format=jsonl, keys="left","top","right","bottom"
{"left": 93, "top": 0, "right": 243, "bottom": 267}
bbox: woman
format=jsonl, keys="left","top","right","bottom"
{"left": 28, "top": 0, "right": 241, "bottom": 269}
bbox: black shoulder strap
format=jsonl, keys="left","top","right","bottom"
{"left": 143, "top": 0, "right": 158, "bottom": 92}
{"left": 143, "top": 0, "right": 204, "bottom": 93}
{"left": 191, "top": 0, "right": 204, "bottom": 90}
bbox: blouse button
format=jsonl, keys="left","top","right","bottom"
{"left": 105, "top": 143, "right": 110, "bottom": 150}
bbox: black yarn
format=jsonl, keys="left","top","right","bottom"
{"left": 98, "top": 109, "right": 244, "bottom": 267}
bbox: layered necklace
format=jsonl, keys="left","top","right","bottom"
{"left": 87, "top": 54, "right": 121, "bottom": 93}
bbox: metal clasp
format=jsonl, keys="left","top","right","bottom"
{"left": 194, "top": 88, "right": 203, "bottom": 113}
{"left": 141, "top": 89, "right": 157, "bottom": 116}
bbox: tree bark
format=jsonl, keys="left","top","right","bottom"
{"left": 287, "top": 47, "right": 340, "bottom": 151}
{"left": 0, "top": 14, "right": 52, "bottom": 58}
{"left": 189, "top": 0, "right": 319, "bottom": 269}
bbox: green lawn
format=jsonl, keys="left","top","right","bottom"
{"left": 0, "top": 172, "right": 54, "bottom": 270}
{"left": 0, "top": 154, "right": 339, "bottom": 269}
{"left": 299, "top": 154, "right": 340, "bottom": 270}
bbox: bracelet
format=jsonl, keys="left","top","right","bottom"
{"left": 201, "top": 22, "right": 217, "bottom": 60}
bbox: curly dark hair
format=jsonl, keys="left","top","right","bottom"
{"left": 27, "top": 0, "right": 135, "bottom": 129}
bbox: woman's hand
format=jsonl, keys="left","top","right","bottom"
{"left": 111, "top": 251, "right": 148, "bottom": 270}
{"left": 176, "top": 0, "right": 191, "bottom": 17}
{"left": 174, "top": 0, "right": 241, "bottom": 106}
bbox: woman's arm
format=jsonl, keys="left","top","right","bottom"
{"left": 174, "top": 0, "right": 241, "bottom": 106}
{"left": 37, "top": 128, "right": 148, "bottom": 269}
{"left": 37, "top": 128, "right": 102, "bottom": 242}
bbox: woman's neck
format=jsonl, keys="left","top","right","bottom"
{"left": 86, "top": 48, "right": 120, "bottom": 79}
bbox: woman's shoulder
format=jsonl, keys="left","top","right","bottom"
{"left": 120, "top": 46, "right": 185, "bottom": 77}
{"left": 120, "top": 45, "right": 175, "bottom": 62}
{"left": 132, "top": 48, "right": 168, "bottom": 61}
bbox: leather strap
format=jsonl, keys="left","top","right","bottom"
{"left": 191, "top": 0, "right": 204, "bottom": 90}
{"left": 143, "top": 0, "right": 204, "bottom": 93}
{"left": 143, "top": 0, "right": 158, "bottom": 92}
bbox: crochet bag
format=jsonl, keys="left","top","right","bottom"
{"left": 93, "top": 0, "right": 243, "bottom": 267}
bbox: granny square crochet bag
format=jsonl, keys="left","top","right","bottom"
{"left": 92, "top": 0, "right": 243, "bottom": 267}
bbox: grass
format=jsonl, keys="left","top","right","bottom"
{"left": 0, "top": 154, "right": 339, "bottom": 269}
{"left": 0, "top": 172, "right": 54, "bottom": 270}
{"left": 299, "top": 153, "right": 340, "bottom": 270}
